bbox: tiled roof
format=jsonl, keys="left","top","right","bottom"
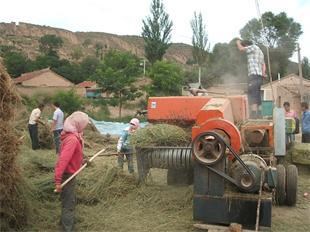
{"left": 14, "top": 68, "right": 51, "bottom": 84}
{"left": 76, "top": 81, "right": 96, "bottom": 88}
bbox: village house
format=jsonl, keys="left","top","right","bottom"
{"left": 261, "top": 73, "right": 310, "bottom": 115}
{"left": 13, "top": 68, "right": 84, "bottom": 96}
{"left": 76, "top": 81, "right": 102, "bottom": 98}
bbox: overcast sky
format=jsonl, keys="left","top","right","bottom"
{"left": 1, "top": 0, "right": 309, "bottom": 62}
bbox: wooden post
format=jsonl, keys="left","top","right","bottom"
{"left": 297, "top": 43, "right": 304, "bottom": 102}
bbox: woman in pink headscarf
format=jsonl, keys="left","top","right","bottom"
{"left": 117, "top": 118, "right": 140, "bottom": 173}
{"left": 54, "top": 111, "right": 89, "bottom": 232}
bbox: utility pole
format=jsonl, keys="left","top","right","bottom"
{"left": 198, "top": 66, "right": 201, "bottom": 85}
{"left": 141, "top": 59, "right": 146, "bottom": 77}
{"left": 297, "top": 43, "right": 304, "bottom": 102}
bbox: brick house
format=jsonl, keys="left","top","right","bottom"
{"left": 261, "top": 73, "right": 310, "bottom": 115}
{"left": 14, "top": 68, "right": 84, "bottom": 96}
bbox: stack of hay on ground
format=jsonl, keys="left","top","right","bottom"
{"left": 0, "top": 62, "right": 31, "bottom": 230}
{"left": 289, "top": 143, "right": 310, "bottom": 165}
{"left": 131, "top": 123, "right": 190, "bottom": 147}
{"left": 38, "top": 123, "right": 54, "bottom": 149}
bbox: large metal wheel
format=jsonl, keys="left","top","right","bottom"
{"left": 275, "top": 164, "right": 286, "bottom": 205}
{"left": 230, "top": 154, "right": 267, "bottom": 192}
{"left": 192, "top": 131, "right": 226, "bottom": 166}
{"left": 286, "top": 164, "right": 298, "bottom": 206}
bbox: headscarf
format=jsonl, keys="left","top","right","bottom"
{"left": 63, "top": 111, "right": 89, "bottom": 133}
{"left": 129, "top": 118, "right": 140, "bottom": 127}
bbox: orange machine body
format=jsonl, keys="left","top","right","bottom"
{"left": 147, "top": 95, "right": 249, "bottom": 154}
{"left": 147, "top": 96, "right": 248, "bottom": 124}
{"left": 147, "top": 96, "right": 212, "bottom": 124}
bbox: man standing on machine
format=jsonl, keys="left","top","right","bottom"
{"left": 237, "top": 39, "right": 266, "bottom": 119}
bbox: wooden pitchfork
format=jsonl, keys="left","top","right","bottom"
{"left": 54, "top": 148, "right": 106, "bottom": 192}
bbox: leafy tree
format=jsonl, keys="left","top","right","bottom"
{"left": 33, "top": 55, "right": 83, "bottom": 83}
{"left": 207, "top": 39, "right": 247, "bottom": 85}
{"left": 34, "top": 54, "right": 62, "bottom": 70}
{"left": 148, "top": 60, "right": 183, "bottom": 96}
{"left": 302, "top": 57, "right": 310, "bottom": 80}
{"left": 92, "top": 50, "right": 142, "bottom": 118}
{"left": 39, "top": 34, "right": 63, "bottom": 56}
{"left": 80, "top": 56, "right": 100, "bottom": 79}
{"left": 142, "top": 0, "right": 173, "bottom": 64}
{"left": 190, "top": 12, "right": 209, "bottom": 66}
{"left": 82, "top": 38, "right": 92, "bottom": 47}
{"left": 240, "top": 12, "right": 302, "bottom": 78}
{"left": 3, "top": 51, "right": 33, "bottom": 77}
{"left": 95, "top": 43, "right": 104, "bottom": 60}
{"left": 71, "top": 47, "right": 83, "bottom": 61}
{"left": 53, "top": 62, "right": 83, "bottom": 84}
{"left": 53, "top": 90, "right": 84, "bottom": 115}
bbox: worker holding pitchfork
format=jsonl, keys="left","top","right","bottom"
{"left": 117, "top": 118, "right": 140, "bottom": 173}
{"left": 54, "top": 111, "right": 89, "bottom": 232}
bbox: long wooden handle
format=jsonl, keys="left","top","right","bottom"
{"left": 54, "top": 148, "right": 106, "bottom": 192}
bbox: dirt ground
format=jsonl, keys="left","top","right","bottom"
{"left": 16, "top": 132, "right": 310, "bottom": 232}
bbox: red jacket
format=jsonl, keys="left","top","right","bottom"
{"left": 54, "top": 132, "right": 83, "bottom": 184}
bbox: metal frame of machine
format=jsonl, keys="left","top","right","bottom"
{"left": 136, "top": 95, "right": 298, "bottom": 230}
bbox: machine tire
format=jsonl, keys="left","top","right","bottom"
{"left": 286, "top": 164, "right": 298, "bottom": 206}
{"left": 275, "top": 164, "right": 286, "bottom": 205}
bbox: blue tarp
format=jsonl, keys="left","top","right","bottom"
{"left": 91, "top": 119, "right": 148, "bottom": 136}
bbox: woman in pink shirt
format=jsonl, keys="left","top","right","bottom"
{"left": 54, "top": 111, "right": 89, "bottom": 232}
{"left": 283, "top": 102, "right": 297, "bottom": 145}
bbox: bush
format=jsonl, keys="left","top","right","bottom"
{"left": 52, "top": 90, "right": 84, "bottom": 115}
{"left": 21, "top": 93, "right": 53, "bottom": 111}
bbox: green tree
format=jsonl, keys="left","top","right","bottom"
{"left": 53, "top": 62, "right": 83, "bottom": 84}
{"left": 71, "top": 47, "right": 83, "bottom": 61}
{"left": 95, "top": 43, "right": 104, "bottom": 60}
{"left": 302, "top": 57, "right": 310, "bottom": 80}
{"left": 3, "top": 51, "right": 33, "bottom": 77}
{"left": 92, "top": 50, "right": 142, "bottom": 118}
{"left": 148, "top": 60, "right": 183, "bottom": 96}
{"left": 190, "top": 12, "right": 209, "bottom": 66}
{"left": 240, "top": 12, "right": 302, "bottom": 78}
{"left": 207, "top": 39, "right": 247, "bottom": 85}
{"left": 53, "top": 90, "right": 83, "bottom": 115}
{"left": 34, "top": 54, "right": 62, "bottom": 69}
{"left": 39, "top": 34, "right": 63, "bottom": 56}
{"left": 142, "top": 0, "right": 173, "bottom": 64}
{"left": 80, "top": 56, "right": 100, "bottom": 79}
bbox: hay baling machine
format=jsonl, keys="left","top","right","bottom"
{"left": 136, "top": 95, "right": 298, "bottom": 229}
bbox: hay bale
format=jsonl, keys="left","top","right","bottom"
{"left": 38, "top": 124, "right": 54, "bottom": 149}
{"left": 131, "top": 124, "right": 190, "bottom": 147}
{"left": 0, "top": 63, "right": 20, "bottom": 120}
{"left": 77, "top": 165, "right": 137, "bottom": 205}
{"left": 290, "top": 143, "right": 310, "bottom": 165}
{"left": 0, "top": 63, "right": 31, "bottom": 230}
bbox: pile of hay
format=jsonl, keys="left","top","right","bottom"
{"left": 289, "top": 142, "right": 310, "bottom": 165}
{"left": 0, "top": 63, "right": 31, "bottom": 230}
{"left": 77, "top": 165, "right": 137, "bottom": 205}
{"left": 131, "top": 124, "right": 190, "bottom": 147}
{"left": 38, "top": 124, "right": 54, "bottom": 149}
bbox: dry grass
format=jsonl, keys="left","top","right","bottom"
{"left": 0, "top": 62, "right": 31, "bottom": 230}
{"left": 131, "top": 124, "right": 191, "bottom": 147}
